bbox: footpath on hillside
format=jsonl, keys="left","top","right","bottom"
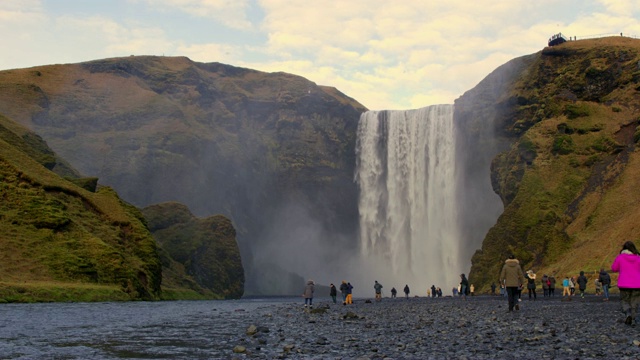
{"left": 232, "top": 295, "right": 640, "bottom": 359}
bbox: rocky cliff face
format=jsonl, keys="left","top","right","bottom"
{"left": 0, "top": 56, "right": 367, "bottom": 294}
{"left": 142, "top": 202, "right": 244, "bottom": 299}
{"left": 460, "top": 37, "right": 640, "bottom": 290}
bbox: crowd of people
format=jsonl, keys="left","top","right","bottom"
{"left": 303, "top": 241, "right": 640, "bottom": 325}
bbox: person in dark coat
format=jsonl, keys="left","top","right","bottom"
{"left": 549, "top": 275, "right": 557, "bottom": 296}
{"left": 541, "top": 274, "right": 549, "bottom": 297}
{"left": 346, "top": 282, "right": 354, "bottom": 304}
{"left": 403, "top": 285, "right": 410, "bottom": 299}
{"left": 599, "top": 269, "right": 611, "bottom": 301}
{"left": 431, "top": 285, "right": 437, "bottom": 298}
{"left": 329, "top": 283, "right": 337, "bottom": 304}
{"left": 339, "top": 281, "right": 348, "bottom": 305}
{"left": 525, "top": 270, "right": 537, "bottom": 300}
{"left": 576, "top": 271, "right": 588, "bottom": 298}
{"left": 459, "top": 274, "right": 469, "bottom": 299}
{"left": 391, "top": 287, "right": 397, "bottom": 298}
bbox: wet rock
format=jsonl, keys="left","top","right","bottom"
{"left": 246, "top": 324, "right": 258, "bottom": 336}
{"left": 343, "top": 311, "right": 360, "bottom": 319}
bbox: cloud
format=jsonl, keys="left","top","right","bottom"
{"left": 141, "top": 0, "right": 254, "bottom": 30}
{"left": 177, "top": 42, "right": 242, "bottom": 63}
{"left": 1, "top": 0, "right": 638, "bottom": 109}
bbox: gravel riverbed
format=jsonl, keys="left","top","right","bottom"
{"left": 229, "top": 295, "right": 640, "bottom": 359}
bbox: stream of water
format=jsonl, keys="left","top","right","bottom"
{"left": 0, "top": 298, "right": 294, "bottom": 359}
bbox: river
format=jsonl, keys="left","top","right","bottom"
{"left": 0, "top": 297, "right": 296, "bottom": 359}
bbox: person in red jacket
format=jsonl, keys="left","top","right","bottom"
{"left": 611, "top": 241, "right": 640, "bottom": 325}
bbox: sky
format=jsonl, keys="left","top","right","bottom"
{"left": 1, "top": 0, "right": 639, "bottom": 110}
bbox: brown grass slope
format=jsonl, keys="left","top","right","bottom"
{"left": 468, "top": 37, "right": 640, "bottom": 291}
{"left": 0, "top": 113, "right": 162, "bottom": 302}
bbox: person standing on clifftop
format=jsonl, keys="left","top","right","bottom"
{"left": 374, "top": 281, "right": 383, "bottom": 301}
{"left": 611, "top": 241, "right": 640, "bottom": 325}
{"left": 500, "top": 254, "right": 526, "bottom": 312}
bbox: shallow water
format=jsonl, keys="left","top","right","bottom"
{"left": 0, "top": 297, "right": 296, "bottom": 359}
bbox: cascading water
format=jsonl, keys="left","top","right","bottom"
{"left": 355, "top": 104, "right": 463, "bottom": 294}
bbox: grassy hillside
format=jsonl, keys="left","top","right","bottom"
{"left": 0, "top": 113, "right": 162, "bottom": 302}
{"left": 468, "top": 37, "right": 640, "bottom": 290}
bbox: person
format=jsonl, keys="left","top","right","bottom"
{"left": 391, "top": 287, "right": 397, "bottom": 298}
{"left": 576, "top": 271, "right": 588, "bottom": 298}
{"left": 562, "top": 276, "right": 572, "bottom": 300}
{"left": 460, "top": 274, "right": 469, "bottom": 299}
{"left": 525, "top": 270, "right": 537, "bottom": 300}
{"left": 303, "top": 279, "right": 315, "bottom": 308}
{"left": 404, "top": 284, "right": 410, "bottom": 299}
{"left": 374, "top": 281, "right": 383, "bottom": 302}
{"left": 500, "top": 254, "right": 526, "bottom": 312}
{"left": 569, "top": 276, "right": 576, "bottom": 296}
{"left": 452, "top": 287, "right": 458, "bottom": 297}
{"left": 329, "top": 283, "right": 337, "bottom": 304}
{"left": 549, "top": 275, "right": 556, "bottom": 296}
{"left": 491, "top": 282, "right": 497, "bottom": 295}
{"left": 541, "top": 274, "right": 549, "bottom": 297}
{"left": 340, "top": 281, "right": 349, "bottom": 305}
{"left": 470, "top": 284, "right": 475, "bottom": 296}
{"left": 431, "top": 285, "right": 437, "bottom": 298}
{"left": 599, "top": 268, "right": 611, "bottom": 301}
{"left": 611, "top": 241, "right": 640, "bottom": 325}
{"left": 346, "top": 282, "right": 354, "bottom": 304}
{"left": 594, "top": 278, "right": 601, "bottom": 296}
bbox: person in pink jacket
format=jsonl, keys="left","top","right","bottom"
{"left": 611, "top": 241, "right": 640, "bottom": 325}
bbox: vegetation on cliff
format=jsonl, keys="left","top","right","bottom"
{"left": 0, "top": 114, "right": 162, "bottom": 302}
{"left": 468, "top": 37, "right": 640, "bottom": 290}
{"left": 142, "top": 202, "right": 244, "bottom": 299}
{"left": 0, "top": 56, "right": 366, "bottom": 295}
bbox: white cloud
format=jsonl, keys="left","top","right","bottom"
{"left": 141, "top": 0, "right": 254, "bottom": 30}
{"left": 0, "top": 0, "right": 638, "bottom": 109}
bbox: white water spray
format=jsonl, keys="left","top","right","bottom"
{"left": 355, "top": 104, "right": 463, "bottom": 294}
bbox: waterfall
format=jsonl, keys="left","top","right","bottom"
{"left": 355, "top": 104, "right": 463, "bottom": 294}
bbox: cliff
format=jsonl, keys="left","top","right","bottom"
{"left": 142, "top": 202, "right": 244, "bottom": 299}
{"left": 461, "top": 37, "right": 640, "bottom": 290}
{"left": 0, "top": 113, "right": 161, "bottom": 302}
{"left": 0, "top": 56, "right": 367, "bottom": 294}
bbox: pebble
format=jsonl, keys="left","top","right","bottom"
{"left": 232, "top": 295, "right": 640, "bottom": 359}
